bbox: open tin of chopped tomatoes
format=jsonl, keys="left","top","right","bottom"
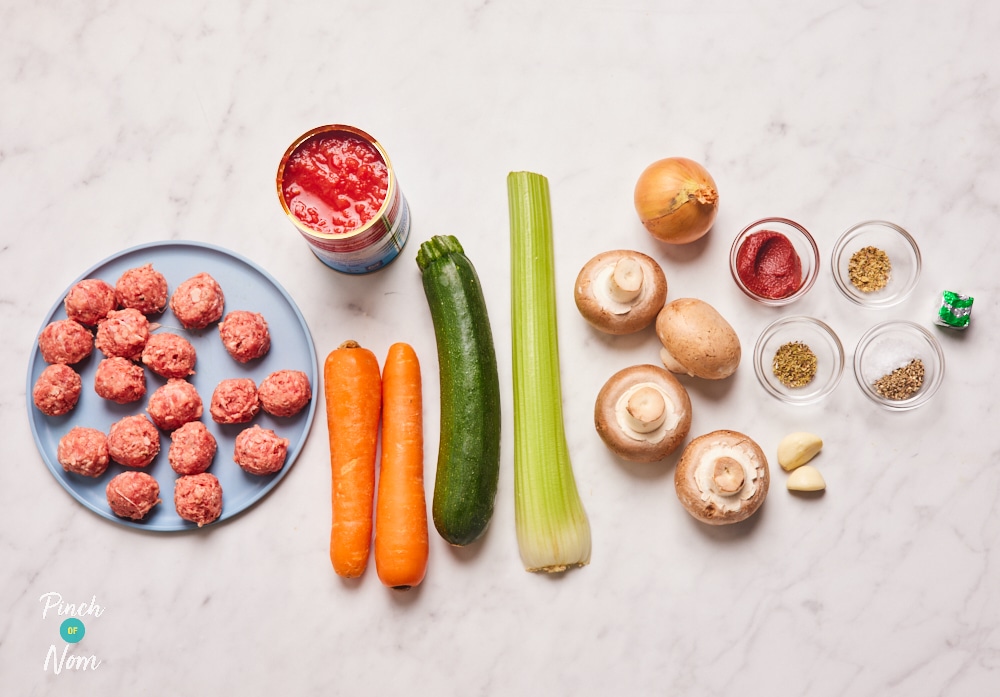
{"left": 277, "top": 124, "right": 411, "bottom": 274}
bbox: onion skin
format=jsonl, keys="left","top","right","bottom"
{"left": 634, "top": 157, "right": 719, "bottom": 244}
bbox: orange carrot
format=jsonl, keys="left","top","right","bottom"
{"left": 375, "top": 342, "right": 429, "bottom": 590}
{"left": 325, "top": 340, "right": 382, "bottom": 578}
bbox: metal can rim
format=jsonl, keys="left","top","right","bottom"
{"left": 275, "top": 124, "right": 398, "bottom": 242}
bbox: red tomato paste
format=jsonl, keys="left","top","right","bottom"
{"left": 281, "top": 132, "right": 389, "bottom": 236}
{"left": 736, "top": 230, "right": 803, "bottom": 299}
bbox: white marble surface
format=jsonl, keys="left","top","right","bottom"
{"left": 2, "top": 0, "right": 998, "bottom": 694}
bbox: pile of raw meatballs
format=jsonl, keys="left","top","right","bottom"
{"left": 31, "top": 263, "right": 312, "bottom": 526}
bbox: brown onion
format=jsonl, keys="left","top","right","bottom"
{"left": 634, "top": 157, "right": 719, "bottom": 244}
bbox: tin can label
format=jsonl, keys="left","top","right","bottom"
{"left": 309, "top": 190, "right": 411, "bottom": 273}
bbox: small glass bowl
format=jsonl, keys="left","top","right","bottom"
{"left": 831, "top": 220, "right": 921, "bottom": 308}
{"left": 754, "top": 316, "right": 845, "bottom": 405}
{"left": 853, "top": 320, "right": 944, "bottom": 410}
{"left": 730, "top": 217, "right": 820, "bottom": 306}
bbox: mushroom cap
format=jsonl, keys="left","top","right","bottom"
{"left": 655, "top": 298, "right": 741, "bottom": 379}
{"left": 594, "top": 364, "right": 692, "bottom": 463}
{"left": 674, "top": 429, "right": 769, "bottom": 525}
{"left": 574, "top": 250, "right": 667, "bottom": 335}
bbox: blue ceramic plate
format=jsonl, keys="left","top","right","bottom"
{"left": 26, "top": 241, "right": 318, "bottom": 532}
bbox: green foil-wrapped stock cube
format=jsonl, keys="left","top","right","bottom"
{"left": 935, "top": 290, "right": 973, "bottom": 329}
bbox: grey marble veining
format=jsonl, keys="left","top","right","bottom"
{"left": 3, "top": 1, "right": 999, "bottom": 694}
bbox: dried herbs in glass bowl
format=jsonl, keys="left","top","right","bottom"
{"left": 831, "top": 220, "right": 921, "bottom": 308}
{"left": 754, "top": 316, "right": 845, "bottom": 405}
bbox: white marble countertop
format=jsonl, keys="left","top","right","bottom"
{"left": 3, "top": 1, "right": 998, "bottom": 694}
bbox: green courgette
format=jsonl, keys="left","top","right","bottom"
{"left": 416, "top": 235, "right": 501, "bottom": 546}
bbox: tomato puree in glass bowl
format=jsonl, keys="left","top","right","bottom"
{"left": 735, "top": 230, "right": 803, "bottom": 299}
{"left": 280, "top": 132, "right": 389, "bottom": 236}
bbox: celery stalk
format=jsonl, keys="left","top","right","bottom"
{"left": 507, "top": 171, "right": 592, "bottom": 573}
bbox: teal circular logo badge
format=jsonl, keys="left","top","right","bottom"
{"left": 59, "top": 618, "right": 85, "bottom": 643}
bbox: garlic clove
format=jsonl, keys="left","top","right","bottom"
{"left": 787, "top": 464, "right": 826, "bottom": 492}
{"left": 777, "top": 432, "right": 823, "bottom": 471}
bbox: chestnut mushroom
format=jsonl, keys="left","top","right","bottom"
{"left": 575, "top": 250, "right": 667, "bottom": 335}
{"left": 674, "top": 429, "right": 769, "bottom": 525}
{"left": 594, "top": 364, "right": 692, "bottom": 462}
{"left": 655, "top": 298, "right": 741, "bottom": 379}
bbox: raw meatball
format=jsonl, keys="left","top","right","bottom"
{"left": 115, "top": 263, "right": 168, "bottom": 315}
{"left": 38, "top": 319, "right": 93, "bottom": 365}
{"left": 94, "top": 356, "right": 146, "bottom": 404}
{"left": 141, "top": 332, "right": 196, "bottom": 379}
{"left": 108, "top": 414, "right": 161, "bottom": 467}
{"left": 168, "top": 421, "right": 217, "bottom": 475}
{"left": 233, "top": 424, "right": 289, "bottom": 475}
{"left": 32, "top": 364, "right": 82, "bottom": 416}
{"left": 170, "top": 272, "right": 225, "bottom": 330}
{"left": 258, "top": 370, "right": 312, "bottom": 417}
{"left": 106, "top": 471, "right": 161, "bottom": 520}
{"left": 95, "top": 308, "right": 150, "bottom": 360}
{"left": 174, "top": 473, "right": 223, "bottom": 526}
{"left": 147, "top": 378, "right": 203, "bottom": 431}
{"left": 64, "top": 278, "right": 117, "bottom": 326}
{"left": 218, "top": 311, "right": 270, "bottom": 363}
{"left": 209, "top": 378, "right": 260, "bottom": 424}
{"left": 57, "top": 426, "right": 110, "bottom": 477}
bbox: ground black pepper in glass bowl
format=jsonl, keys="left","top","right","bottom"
{"left": 853, "top": 320, "right": 945, "bottom": 410}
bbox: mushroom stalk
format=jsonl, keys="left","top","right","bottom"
{"left": 607, "top": 258, "right": 643, "bottom": 303}
{"left": 622, "top": 385, "right": 666, "bottom": 434}
{"left": 595, "top": 365, "right": 692, "bottom": 463}
{"left": 574, "top": 250, "right": 667, "bottom": 335}
{"left": 711, "top": 456, "right": 745, "bottom": 495}
{"left": 675, "top": 430, "right": 770, "bottom": 525}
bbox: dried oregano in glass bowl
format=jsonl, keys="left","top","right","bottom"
{"left": 754, "top": 316, "right": 844, "bottom": 405}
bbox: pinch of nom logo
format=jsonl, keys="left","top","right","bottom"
{"left": 39, "top": 592, "right": 104, "bottom": 674}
